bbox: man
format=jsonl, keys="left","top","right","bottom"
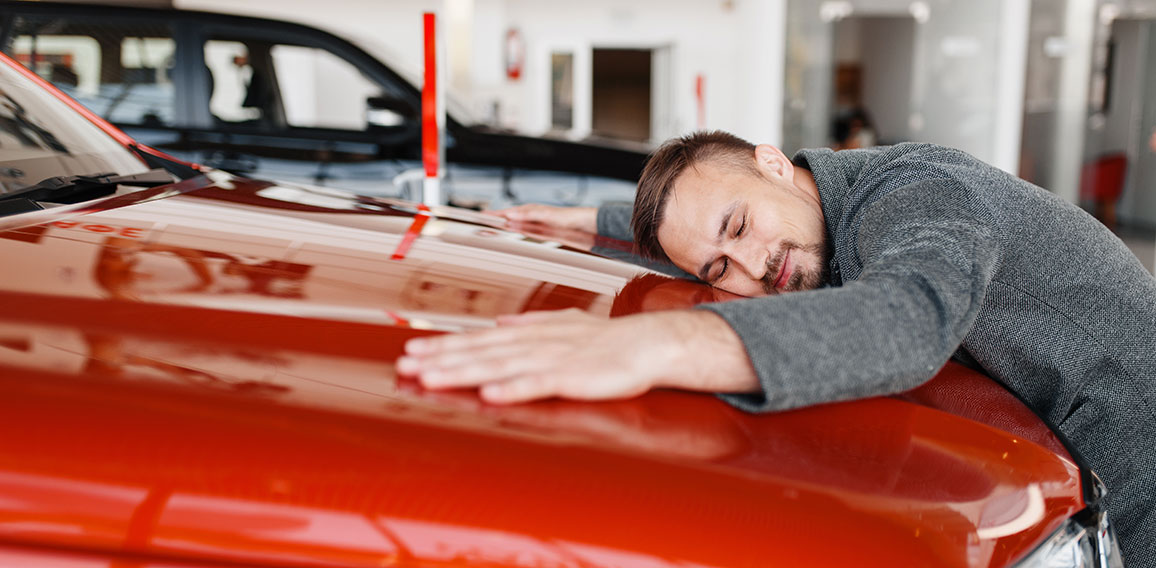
{"left": 398, "top": 131, "right": 1156, "bottom": 564}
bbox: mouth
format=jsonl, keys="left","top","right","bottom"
{"left": 772, "top": 249, "right": 791, "bottom": 290}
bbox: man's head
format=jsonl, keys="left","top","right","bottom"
{"left": 631, "top": 131, "right": 830, "bottom": 297}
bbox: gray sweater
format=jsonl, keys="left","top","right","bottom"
{"left": 598, "top": 143, "right": 1156, "bottom": 565}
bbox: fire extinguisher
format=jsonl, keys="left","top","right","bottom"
{"left": 505, "top": 28, "right": 524, "bottom": 80}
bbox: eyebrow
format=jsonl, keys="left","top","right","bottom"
{"left": 698, "top": 201, "right": 739, "bottom": 281}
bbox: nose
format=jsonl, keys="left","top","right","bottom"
{"left": 721, "top": 238, "right": 768, "bottom": 281}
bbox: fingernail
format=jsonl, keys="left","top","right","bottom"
{"left": 405, "top": 339, "right": 427, "bottom": 354}
{"left": 480, "top": 384, "right": 503, "bottom": 400}
{"left": 420, "top": 369, "right": 445, "bottom": 387}
{"left": 396, "top": 356, "right": 418, "bottom": 374}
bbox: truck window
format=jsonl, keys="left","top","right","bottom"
{"left": 8, "top": 16, "right": 176, "bottom": 128}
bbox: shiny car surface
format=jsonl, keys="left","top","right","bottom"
{"left": 0, "top": 51, "right": 1117, "bottom": 567}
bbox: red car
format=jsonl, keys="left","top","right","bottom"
{"left": 0, "top": 51, "right": 1123, "bottom": 567}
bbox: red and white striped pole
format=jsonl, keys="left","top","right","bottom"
{"left": 421, "top": 12, "right": 445, "bottom": 206}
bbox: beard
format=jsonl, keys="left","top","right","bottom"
{"left": 760, "top": 239, "right": 831, "bottom": 295}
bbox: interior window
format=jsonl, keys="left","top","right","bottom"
{"left": 8, "top": 16, "right": 176, "bottom": 128}
{"left": 205, "top": 38, "right": 407, "bottom": 132}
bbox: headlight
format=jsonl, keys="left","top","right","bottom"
{"left": 1014, "top": 510, "right": 1123, "bottom": 568}
{"left": 1014, "top": 474, "right": 1123, "bottom": 568}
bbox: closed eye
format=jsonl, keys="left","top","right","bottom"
{"left": 714, "top": 216, "right": 746, "bottom": 282}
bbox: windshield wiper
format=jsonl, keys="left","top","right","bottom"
{"left": 0, "top": 168, "right": 175, "bottom": 205}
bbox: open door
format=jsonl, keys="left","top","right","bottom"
{"left": 591, "top": 48, "right": 651, "bottom": 143}
{"left": 830, "top": 15, "right": 916, "bottom": 148}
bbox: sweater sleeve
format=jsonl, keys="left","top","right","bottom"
{"left": 594, "top": 202, "right": 698, "bottom": 279}
{"left": 701, "top": 179, "right": 999, "bottom": 413}
{"left": 596, "top": 202, "right": 635, "bottom": 241}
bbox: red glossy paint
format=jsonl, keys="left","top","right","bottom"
{"left": 0, "top": 178, "right": 1083, "bottom": 567}
{"left": 0, "top": 53, "right": 1084, "bottom": 568}
{"left": 391, "top": 204, "right": 432, "bottom": 260}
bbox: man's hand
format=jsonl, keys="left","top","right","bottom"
{"left": 396, "top": 308, "right": 760, "bottom": 404}
{"left": 485, "top": 204, "right": 598, "bottom": 233}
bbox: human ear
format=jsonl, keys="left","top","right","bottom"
{"left": 754, "top": 144, "right": 793, "bottom": 180}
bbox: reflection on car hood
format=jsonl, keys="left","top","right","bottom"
{"left": 0, "top": 173, "right": 1082, "bottom": 568}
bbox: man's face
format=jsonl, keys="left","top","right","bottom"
{"left": 655, "top": 151, "right": 829, "bottom": 297}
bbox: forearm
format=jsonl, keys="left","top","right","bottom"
{"left": 399, "top": 308, "right": 760, "bottom": 404}
{"left": 647, "top": 310, "right": 760, "bottom": 394}
{"left": 490, "top": 204, "right": 598, "bottom": 233}
{"left": 706, "top": 262, "right": 987, "bottom": 413}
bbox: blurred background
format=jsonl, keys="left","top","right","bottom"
{"left": 4, "top": 0, "right": 1155, "bottom": 270}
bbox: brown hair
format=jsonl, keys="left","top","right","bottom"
{"left": 631, "top": 130, "right": 757, "bottom": 262}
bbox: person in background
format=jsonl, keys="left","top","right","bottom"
{"left": 831, "top": 107, "right": 876, "bottom": 150}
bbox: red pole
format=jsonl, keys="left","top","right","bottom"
{"left": 422, "top": 13, "right": 439, "bottom": 181}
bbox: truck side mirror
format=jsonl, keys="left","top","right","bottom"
{"left": 366, "top": 95, "right": 416, "bottom": 128}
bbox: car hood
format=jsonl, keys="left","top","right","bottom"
{"left": 0, "top": 173, "right": 1082, "bottom": 568}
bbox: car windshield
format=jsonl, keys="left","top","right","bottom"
{"left": 0, "top": 59, "right": 148, "bottom": 196}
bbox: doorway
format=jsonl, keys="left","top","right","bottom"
{"left": 591, "top": 48, "right": 651, "bottom": 143}
{"left": 830, "top": 16, "right": 916, "bottom": 148}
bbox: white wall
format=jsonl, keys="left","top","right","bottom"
{"left": 1050, "top": 0, "right": 1096, "bottom": 203}
{"left": 906, "top": 0, "right": 1028, "bottom": 173}
{"left": 736, "top": 0, "right": 787, "bottom": 145}
{"left": 500, "top": 0, "right": 769, "bottom": 142}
